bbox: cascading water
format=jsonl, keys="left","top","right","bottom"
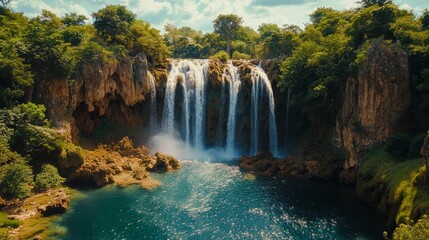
{"left": 225, "top": 61, "right": 241, "bottom": 154}
{"left": 148, "top": 71, "right": 157, "bottom": 135}
{"left": 161, "top": 60, "right": 208, "bottom": 149}
{"left": 285, "top": 88, "right": 291, "bottom": 150}
{"left": 250, "top": 63, "right": 279, "bottom": 156}
{"left": 159, "top": 59, "right": 278, "bottom": 157}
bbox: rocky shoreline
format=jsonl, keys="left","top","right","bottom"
{"left": 0, "top": 137, "right": 181, "bottom": 239}
{"left": 239, "top": 145, "right": 343, "bottom": 181}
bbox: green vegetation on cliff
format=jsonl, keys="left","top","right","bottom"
{"left": 357, "top": 146, "right": 429, "bottom": 226}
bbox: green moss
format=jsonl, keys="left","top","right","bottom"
{"left": 0, "top": 212, "right": 20, "bottom": 229}
{"left": 357, "top": 147, "right": 429, "bottom": 225}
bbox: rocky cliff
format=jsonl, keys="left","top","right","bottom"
{"left": 335, "top": 40, "right": 411, "bottom": 169}
{"left": 34, "top": 53, "right": 150, "bottom": 142}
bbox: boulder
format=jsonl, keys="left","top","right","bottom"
{"left": 149, "top": 152, "right": 181, "bottom": 172}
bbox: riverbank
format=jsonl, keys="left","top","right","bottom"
{"left": 0, "top": 137, "right": 181, "bottom": 239}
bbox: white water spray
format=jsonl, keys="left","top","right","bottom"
{"left": 225, "top": 61, "right": 241, "bottom": 155}
{"left": 162, "top": 60, "right": 209, "bottom": 149}
{"left": 148, "top": 71, "right": 157, "bottom": 134}
{"left": 250, "top": 63, "right": 278, "bottom": 156}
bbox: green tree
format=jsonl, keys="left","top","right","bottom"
{"left": 0, "top": 7, "right": 33, "bottom": 107}
{"left": 0, "top": 162, "right": 33, "bottom": 199}
{"left": 23, "top": 10, "right": 79, "bottom": 79}
{"left": 213, "top": 14, "right": 243, "bottom": 57}
{"left": 257, "top": 24, "right": 300, "bottom": 59}
{"left": 92, "top": 5, "right": 136, "bottom": 44}
{"left": 357, "top": 0, "right": 391, "bottom": 8}
{"left": 422, "top": 9, "right": 429, "bottom": 30}
{"left": 128, "top": 20, "right": 170, "bottom": 64}
{"left": 62, "top": 12, "right": 87, "bottom": 26}
{"left": 34, "top": 164, "right": 65, "bottom": 191}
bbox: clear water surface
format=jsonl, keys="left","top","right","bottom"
{"left": 55, "top": 160, "right": 385, "bottom": 240}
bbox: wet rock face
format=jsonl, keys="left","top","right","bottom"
{"left": 335, "top": 41, "right": 411, "bottom": 169}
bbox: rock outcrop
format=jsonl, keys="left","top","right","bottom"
{"left": 68, "top": 137, "right": 180, "bottom": 188}
{"left": 239, "top": 146, "right": 342, "bottom": 180}
{"left": 335, "top": 40, "right": 411, "bottom": 169}
{"left": 5, "top": 189, "right": 70, "bottom": 221}
{"left": 35, "top": 53, "right": 151, "bottom": 141}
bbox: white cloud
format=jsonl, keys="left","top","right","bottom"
{"left": 12, "top": 0, "right": 429, "bottom": 32}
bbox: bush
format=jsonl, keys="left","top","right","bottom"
{"left": 34, "top": 164, "right": 65, "bottom": 191}
{"left": 0, "top": 162, "right": 33, "bottom": 199}
{"left": 210, "top": 50, "right": 229, "bottom": 61}
{"left": 385, "top": 134, "right": 412, "bottom": 160}
{"left": 389, "top": 215, "right": 429, "bottom": 240}
{"left": 10, "top": 125, "right": 83, "bottom": 167}
{"left": 232, "top": 51, "right": 251, "bottom": 60}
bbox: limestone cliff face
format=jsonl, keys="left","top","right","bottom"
{"left": 335, "top": 41, "right": 411, "bottom": 169}
{"left": 35, "top": 53, "right": 150, "bottom": 141}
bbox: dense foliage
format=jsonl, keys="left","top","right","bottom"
{"left": 34, "top": 164, "right": 65, "bottom": 191}
{"left": 390, "top": 215, "right": 429, "bottom": 240}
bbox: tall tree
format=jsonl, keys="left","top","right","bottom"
{"left": 213, "top": 14, "right": 243, "bottom": 57}
{"left": 92, "top": 5, "right": 136, "bottom": 44}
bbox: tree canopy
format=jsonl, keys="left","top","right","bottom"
{"left": 213, "top": 14, "right": 243, "bottom": 57}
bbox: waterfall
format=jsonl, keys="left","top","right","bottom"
{"left": 285, "top": 88, "right": 291, "bottom": 150}
{"left": 250, "top": 63, "right": 278, "bottom": 156}
{"left": 162, "top": 59, "right": 208, "bottom": 149}
{"left": 225, "top": 61, "right": 241, "bottom": 154}
{"left": 216, "top": 71, "right": 227, "bottom": 147}
{"left": 160, "top": 59, "right": 278, "bottom": 156}
{"left": 148, "top": 71, "right": 157, "bottom": 134}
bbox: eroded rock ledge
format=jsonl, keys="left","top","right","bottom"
{"left": 68, "top": 137, "right": 180, "bottom": 189}
{"left": 239, "top": 146, "right": 342, "bottom": 181}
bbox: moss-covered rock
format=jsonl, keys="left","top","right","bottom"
{"left": 357, "top": 147, "right": 429, "bottom": 227}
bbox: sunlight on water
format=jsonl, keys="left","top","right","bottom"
{"left": 56, "top": 160, "right": 384, "bottom": 240}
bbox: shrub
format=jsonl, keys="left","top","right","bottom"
{"left": 210, "top": 50, "right": 229, "bottom": 61}
{"left": 10, "top": 125, "right": 84, "bottom": 169}
{"left": 34, "top": 164, "right": 65, "bottom": 191}
{"left": 0, "top": 162, "right": 33, "bottom": 199}
{"left": 232, "top": 51, "right": 251, "bottom": 60}
{"left": 389, "top": 215, "right": 429, "bottom": 240}
{"left": 385, "top": 134, "right": 412, "bottom": 160}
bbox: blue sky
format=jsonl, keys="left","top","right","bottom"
{"left": 11, "top": 0, "right": 429, "bottom": 32}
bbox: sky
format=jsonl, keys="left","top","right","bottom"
{"left": 11, "top": 0, "right": 429, "bottom": 32}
